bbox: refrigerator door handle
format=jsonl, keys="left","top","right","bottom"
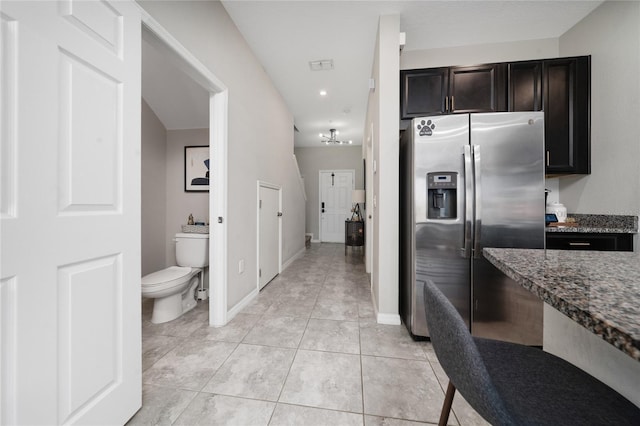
{"left": 473, "top": 144, "right": 482, "bottom": 258}
{"left": 462, "top": 145, "right": 473, "bottom": 258}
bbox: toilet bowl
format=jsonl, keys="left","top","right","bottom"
{"left": 142, "top": 232, "right": 209, "bottom": 324}
{"left": 142, "top": 266, "right": 202, "bottom": 323}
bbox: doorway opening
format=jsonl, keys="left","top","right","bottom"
{"left": 319, "top": 170, "right": 355, "bottom": 242}
{"left": 141, "top": 15, "right": 229, "bottom": 327}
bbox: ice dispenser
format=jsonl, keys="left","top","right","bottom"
{"left": 427, "top": 172, "right": 457, "bottom": 219}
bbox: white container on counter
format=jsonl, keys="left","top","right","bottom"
{"left": 546, "top": 202, "right": 567, "bottom": 222}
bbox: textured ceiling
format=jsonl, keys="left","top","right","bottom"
{"left": 142, "top": 0, "right": 603, "bottom": 147}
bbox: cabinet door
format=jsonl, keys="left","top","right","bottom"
{"left": 400, "top": 68, "right": 448, "bottom": 119}
{"left": 543, "top": 57, "right": 590, "bottom": 174}
{"left": 509, "top": 61, "right": 542, "bottom": 111}
{"left": 449, "top": 64, "right": 506, "bottom": 113}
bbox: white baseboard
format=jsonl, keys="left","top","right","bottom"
{"left": 225, "top": 287, "right": 258, "bottom": 323}
{"left": 282, "top": 246, "right": 306, "bottom": 271}
{"left": 371, "top": 290, "right": 402, "bottom": 325}
{"left": 311, "top": 239, "right": 321, "bottom": 243}
{"left": 377, "top": 312, "right": 402, "bottom": 325}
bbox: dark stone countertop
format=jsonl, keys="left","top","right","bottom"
{"left": 483, "top": 247, "right": 640, "bottom": 361}
{"left": 546, "top": 214, "right": 638, "bottom": 233}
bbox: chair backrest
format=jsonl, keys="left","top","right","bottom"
{"left": 422, "top": 280, "right": 515, "bottom": 425}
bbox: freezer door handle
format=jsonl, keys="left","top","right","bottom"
{"left": 473, "top": 145, "right": 482, "bottom": 258}
{"left": 462, "top": 145, "right": 473, "bottom": 258}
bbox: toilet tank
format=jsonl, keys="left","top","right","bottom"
{"left": 175, "top": 233, "right": 209, "bottom": 267}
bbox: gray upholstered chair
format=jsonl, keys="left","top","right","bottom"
{"left": 422, "top": 279, "right": 640, "bottom": 426}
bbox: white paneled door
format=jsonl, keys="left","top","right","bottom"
{"left": 319, "top": 170, "right": 354, "bottom": 242}
{"left": 258, "top": 184, "right": 281, "bottom": 289}
{"left": 0, "top": 1, "right": 141, "bottom": 424}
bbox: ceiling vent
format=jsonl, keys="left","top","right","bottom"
{"left": 309, "top": 59, "right": 334, "bottom": 71}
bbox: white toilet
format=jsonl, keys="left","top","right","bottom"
{"left": 142, "top": 232, "right": 209, "bottom": 324}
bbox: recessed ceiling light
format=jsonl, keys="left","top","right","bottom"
{"left": 319, "top": 90, "right": 327, "bottom": 96}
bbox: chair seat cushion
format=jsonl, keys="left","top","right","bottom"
{"left": 474, "top": 337, "right": 640, "bottom": 425}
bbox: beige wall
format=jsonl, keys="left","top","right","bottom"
{"left": 400, "top": 38, "right": 559, "bottom": 70}
{"left": 557, "top": 1, "right": 640, "bottom": 217}
{"left": 365, "top": 15, "right": 401, "bottom": 323}
{"left": 294, "top": 146, "right": 364, "bottom": 240}
{"left": 138, "top": 0, "right": 306, "bottom": 311}
{"left": 164, "top": 129, "right": 209, "bottom": 265}
{"left": 141, "top": 99, "right": 167, "bottom": 276}
{"left": 141, "top": 101, "right": 209, "bottom": 277}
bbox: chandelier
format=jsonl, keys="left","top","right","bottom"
{"left": 319, "top": 129, "right": 352, "bottom": 145}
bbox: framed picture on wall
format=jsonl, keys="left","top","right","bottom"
{"left": 184, "top": 145, "right": 210, "bottom": 192}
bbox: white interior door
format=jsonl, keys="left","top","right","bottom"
{"left": 320, "top": 170, "right": 354, "bottom": 242}
{"left": 258, "top": 184, "right": 280, "bottom": 289}
{"left": 1, "top": 1, "right": 141, "bottom": 424}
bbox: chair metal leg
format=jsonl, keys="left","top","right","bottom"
{"left": 438, "top": 381, "right": 456, "bottom": 426}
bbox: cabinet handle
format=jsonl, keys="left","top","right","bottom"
{"left": 569, "top": 242, "right": 591, "bottom": 246}
{"left": 546, "top": 151, "right": 550, "bottom": 166}
{"left": 445, "top": 96, "right": 449, "bottom": 112}
{"left": 451, "top": 96, "right": 455, "bottom": 111}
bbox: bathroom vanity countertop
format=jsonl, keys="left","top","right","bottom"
{"left": 546, "top": 214, "right": 638, "bottom": 233}
{"left": 483, "top": 247, "right": 640, "bottom": 361}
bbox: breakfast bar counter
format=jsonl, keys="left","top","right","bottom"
{"left": 483, "top": 247, "right": 640, "bottom": 406}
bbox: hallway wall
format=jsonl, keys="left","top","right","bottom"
{"left": 141, "top": 99, "right": 167, "bottom": 276}
{"left": 138, "top": 0, "right": 306, "bottom": 312}
{"left": 294, "top": 146, "right": 364, "bottom": 241}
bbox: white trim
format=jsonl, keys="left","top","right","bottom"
{"left": 139, "top": 10, "right": 226, "bottom": 93}
{"left": 225, "top": 287, "right": 259, "bottom": 324}
{"left": 311, "top": 239, "right": 321, "bottom": 243}
{"left": 377, "top": 313, "right": 402, "bottom": 325}
{"left": 209, "top": 91, "right": 228, "bottom": 327}
{"left": 282, "top": 246, "right": 306, "bottom": 271}
{"left": 371, "top": 290, "right": 401, "bottom": 325}
{"left": 292, "top": 154, "right": 307, "bottom": 201}
{"left": 257, "top": 181, "right": 282, "bottom": 291}
{"left": 139, "top": 12, "right": 229, "bottom": 328}
{"left": 318, "top": 169, "right": 355, "bottom": 242}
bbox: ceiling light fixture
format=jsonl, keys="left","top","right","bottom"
{"left": 320, "top": 129, "right": 352, "bottom": 145}
{"left": 320, "top": 90, "right": 327, "bottom": 96}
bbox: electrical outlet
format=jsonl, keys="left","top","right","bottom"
{"left": 239, "top": 259, "right": 245, "bottom": 274}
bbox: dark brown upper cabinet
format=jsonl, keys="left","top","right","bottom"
{"left": 543, "top": 57, "right": 591, "bottom": 175}
{"left": 400, "top": 67, "right": 449, "bottom": 118}
{"left": 400, "top": 64, "right": 506, "bottom": 120}
{"left": 449, "top": 64, "right": 506, "bottom": 113}
{"left": 508, "top": 61, "right": 543, "bottom": 111}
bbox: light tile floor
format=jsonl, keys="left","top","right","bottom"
{"left": 129, "top": 243, "right": 489, "bottom": 426}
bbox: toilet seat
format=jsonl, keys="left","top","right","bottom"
{"left": 142, "top": 266, "right": 193, "bottom": 287}
{"left": 141, "top": 266, "right": 201, "bottom": 299}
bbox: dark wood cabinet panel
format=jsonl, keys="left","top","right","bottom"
{"left": 543, "top": 57, "right": 590, "bottom": 175}
{"left": 546, "top": 233, "right": 633, "bottom": 251}
{"left": 509, "top": 61, "right": 542, "bottom": 111}
{"left": 450, "top": 64, "right": 506, "bottom": 113}
{"left": 400, "top": 64, "right": 506, "bottom": 120}
{"left": 400, "top": 68, "right": 448, "bottom": 119}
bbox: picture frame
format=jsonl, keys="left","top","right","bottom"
{"left": 184, "top": 145, "right": 210, "bottom": 192}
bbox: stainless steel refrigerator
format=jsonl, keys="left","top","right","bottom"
{"left": 400, "top": 112, "right": 544, "bottom": 346}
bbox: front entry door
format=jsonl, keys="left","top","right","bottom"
{"left": 1, "top": 1, "right": 141, "bottom": 424}
{"left": 258, "top": 184, "right": 280, "bottom": 289}
{"left": 319, "top": 170, "right": 354, "bottom": 242}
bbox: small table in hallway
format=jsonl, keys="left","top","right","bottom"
{"left": 344, "top": 220, "right": 364, "bottom": 255}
